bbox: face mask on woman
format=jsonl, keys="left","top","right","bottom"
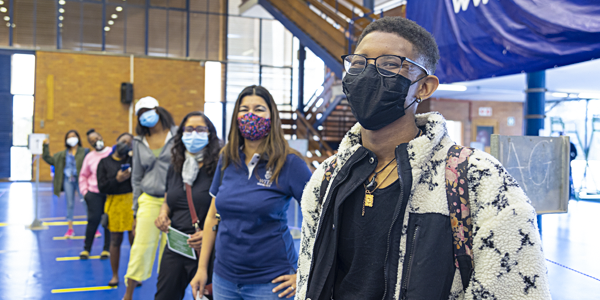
{"left": 66, "top": 137, "right": 79, "bottom": 147}
{"left": 182, "top": 132, "right": 209, "bottom": 154}
{"left": 139, "top": 110, "right": 160, "bottom": 128}
{"left": 94, "top": 140, "right": 104, "bottom": 151}
{"left": 237, "top": 112, "right": 271, "bottom": 141}
{"left": 116, "top": 142, "right": 131, "bottom": 158}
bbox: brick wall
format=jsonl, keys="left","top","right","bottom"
{"left": 417, "top": 98, "right": 523, "bottom": 146}
{"left": 33, "top": 51, "right": 205, "bottom": 181}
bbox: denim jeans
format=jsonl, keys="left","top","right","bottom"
{"left": 62, "top": 176, "right": 79, "bottom": 221}
{"left": 212, "top": 273, "right": 294, "bottom": 300}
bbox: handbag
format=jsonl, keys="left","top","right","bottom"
{"left": 185, "top": 183, "right": 215, "bottom": 292}
{"left": 100, "top": 194, "right": 115, "bottom": 228}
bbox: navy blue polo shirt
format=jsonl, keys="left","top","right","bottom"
{"left": 210, "top": 151, "right": 312, "bottom": 284}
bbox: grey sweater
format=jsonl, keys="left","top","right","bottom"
{"left": 131, "top": 127, "right": 177, "bottom": 214}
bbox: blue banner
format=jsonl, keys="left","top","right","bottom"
{"left": 406, "top": 0, "right": 600, "bottom": 83}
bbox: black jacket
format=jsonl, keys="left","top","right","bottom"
{"left": 305, "top": 146, "right": 455, "bottom": 300}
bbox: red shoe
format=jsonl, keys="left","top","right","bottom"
{"left": 64, "top": 228, "right": 74, "bottom": 238}
{"left": 95, "top": 230, "right": 102, "bottom": 238}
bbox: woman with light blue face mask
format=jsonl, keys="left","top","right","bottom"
{"left": 123, "top": 96, "right": 177, "bottom": 299}
{"left": 154, "top": 111, "right": 221, "bottom": 300}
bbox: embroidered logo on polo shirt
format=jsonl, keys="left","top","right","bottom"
{"left": 258, "top": 168, "right": 273, "bottom": 187}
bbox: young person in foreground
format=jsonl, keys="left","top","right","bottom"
{"left": 295, "top": 17, "right": 551, "bottom": 300}
{"left": 190, "top": 85, "right": 312, "bottom": 299}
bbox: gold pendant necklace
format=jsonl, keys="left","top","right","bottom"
{"left": 362, "top": 163, "right": 397, "bottom": 216}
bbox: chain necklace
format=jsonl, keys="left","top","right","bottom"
{"left": 361, "top": 128, "right": 423, "bottom": 216}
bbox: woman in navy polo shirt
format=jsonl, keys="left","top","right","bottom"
{"left": 191, "top": 85, "right": 312, "bottom": 299}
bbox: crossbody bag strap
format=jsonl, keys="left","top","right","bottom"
{"left": 445, "top": 145, "right": 475, "bottom": 291}
{"left": 185, "top": 183, "right": 201, "bottom": 233}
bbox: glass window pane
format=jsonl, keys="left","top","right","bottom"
{"left": 126, "top": 6, "right": 146, "bottom": 55}
{"left": 11, "top": 54, "right": 35, "bottom": 96}
{"left": 227, "top": 63, "right": 259, "bottom": 103}
{"left": 61, "top": 1, "right": 82, "bottom": 51}
{"left": 148, "top": 8, "right": 166, "bottom": 56}
{"left": 36, "top": 0, "right": 57, "bottom": 49}
{"left": 207, "top": 14, "right": 221, "bottom": 61}
{"left": 12, "top": 95, "right": 34, "bottom": 147}
{"left": 150, "top": 0, "right": 167, "bottom": 7}
{"left": 261, "top": 20, "right": 293, "bottom": 67}
{"left": 81, "top": 2, "right": 102, "bottom": 51}
{"left": 189, "top": 12, "right": 207, "bottom": 60}
{"left": 169, "top": 0, "right": 186, "bottom": 9}
{"left": 0, "top": 0, "right": 11, "bottom": 46}
{"left": 13, "top": 0, "right": 35, "bottom": 48}
{"left": 10, "top": 147, "right": 32, "bottom": 181}
{"left": 167, "top": 10, "right": 185, "bottom": 57}
{"left": 106, "top": 4, "right": 125, "bottom": 53}
{"left": 228, "top": 17, "right": 259, "bottom": 64}
{"left": 261, "top": 67, "right": 292, "bottom": 111}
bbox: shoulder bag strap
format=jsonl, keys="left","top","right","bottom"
{"left": 185, "top": 183, "right": 201, "bottom": 233}
{"left": 445, "top": 145, "right": 475, "bottom": 291}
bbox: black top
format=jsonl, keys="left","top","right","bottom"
{"left": 334, "top": 179, "right": 400, "bottom": 300}
{"left": 165, "top": 164, "right": 213, "bottom": 235}
{"left": 97, "top": 155, "right": 133, "bottom": 195}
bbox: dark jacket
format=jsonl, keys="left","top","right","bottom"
{"left": 42, "top": 143, "right": 89, "bottom": 196}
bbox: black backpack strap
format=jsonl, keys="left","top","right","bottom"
{"left": 318, "top": 157, "right": 337, "bottom": 206}
{"left": 445, "top": 145, "right": 475, "bottom": 291}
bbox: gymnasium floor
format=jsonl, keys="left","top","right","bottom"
{"left": 0, "top": 182, "right": 599, "bottom": 299}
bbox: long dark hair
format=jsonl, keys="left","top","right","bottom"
{"left": 221, "top": 85, "right": 301, "bottom": 183}
{"left": 64, "top": 130, "right": 82, "bottom": 149}
{"left": 171, "top": 111, "right": 221, "bottom": 176}
{"left": 135, "top": 106, "right": 175, "bottom": 137}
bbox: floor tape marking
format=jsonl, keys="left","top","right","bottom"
{"left": 51, "top": 286, "right": 117, "bottom": 293}
{"left": 42, "top": 221, "right": 88, "bottom": 226}
{"left": 52, "top": 236, "right": 86, "bottom": 240}
{"left": 56, "top": 256, "right": 101, "bottom": 261}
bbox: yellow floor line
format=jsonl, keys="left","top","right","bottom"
{"left": 40, "top": 215, "right": 87, "bottom": 221}
{"left": 53, "top": 236, "right": 86, "bottom": 240}
{"left": 51, "top": 286, "right": 117, "bottom": 293}
{"left": 42, "top": 221, "right": 87, "bottom": 226}
{"left": 0, "top": 223, "right": 7, "bottom": 227}
{"left": 56, "top": 255, "right": 101, "bottom": 261}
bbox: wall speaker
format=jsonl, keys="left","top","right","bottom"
{"left": 121, "top": 82, "right": 134, "bottom": 104}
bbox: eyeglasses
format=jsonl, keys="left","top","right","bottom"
{"left": 183, "top": 126, "right": 209, "bottom": 133}
{"left": 341, "top": 54, "right": 430, "bottom": 77}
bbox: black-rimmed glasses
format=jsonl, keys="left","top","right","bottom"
{"left": 341, "top": 54, "right": 430, "bottom": 77}
{"left": 183, "top": 126, "right": 209, "bottom": 133}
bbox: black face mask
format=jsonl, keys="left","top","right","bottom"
{"left": 342, "top": 64, "right": 421, "bottom": 131}
{"left": 116, "top": 142, "right": 131, "bottom": 158}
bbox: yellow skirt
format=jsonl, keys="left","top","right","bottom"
{"left": 105, "top": 193, "right": 134, "bottom": 233}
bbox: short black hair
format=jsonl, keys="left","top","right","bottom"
{"left": 357, "top": 17, "right": 440, "bottom": 74}
{"left": 135, "top": 106, "right": 175, "bottom": 136}
{"left": 117, "top": 132, "right": 133, "bottom": 141}
{"left": 86, "top": 129, "right": 96, "bottom": 136}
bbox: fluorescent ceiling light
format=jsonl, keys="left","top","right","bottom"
{"left": 578, "top": 92, "right": 600, "bottom": 99}
{"left": 104, "top": 26, "right": 110, "bottom": 31}
{"left": 111, "top": 14, "right": 118, "bottom": 19}
{"left": 437, "top": 84, "right": 467, "bottom": 92}
{"left": 116, "top": 6, "right": 123, "bottom": 12}
{"left": 551, "top": 92, "right": 568, "bottom": 98}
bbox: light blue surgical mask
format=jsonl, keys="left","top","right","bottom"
{"left": 182, "top": 131, "right": 209, "bottom": 154}
{"left": 140, "top": 110, "right": 160, "bottom": 128}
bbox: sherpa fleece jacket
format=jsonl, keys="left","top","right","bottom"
{"left": 296, "top": 112, "right": 551, "bottom": 299}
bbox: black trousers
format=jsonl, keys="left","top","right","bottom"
{"left": 83, "top": 191, "right": 110, "bottom": 252}
{"left": 155, "top": 246, "right": 198, "bottom": 300}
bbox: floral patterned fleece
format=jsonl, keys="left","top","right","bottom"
{"left": 296, "top": 112, "right": 551, "bottom": 300}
